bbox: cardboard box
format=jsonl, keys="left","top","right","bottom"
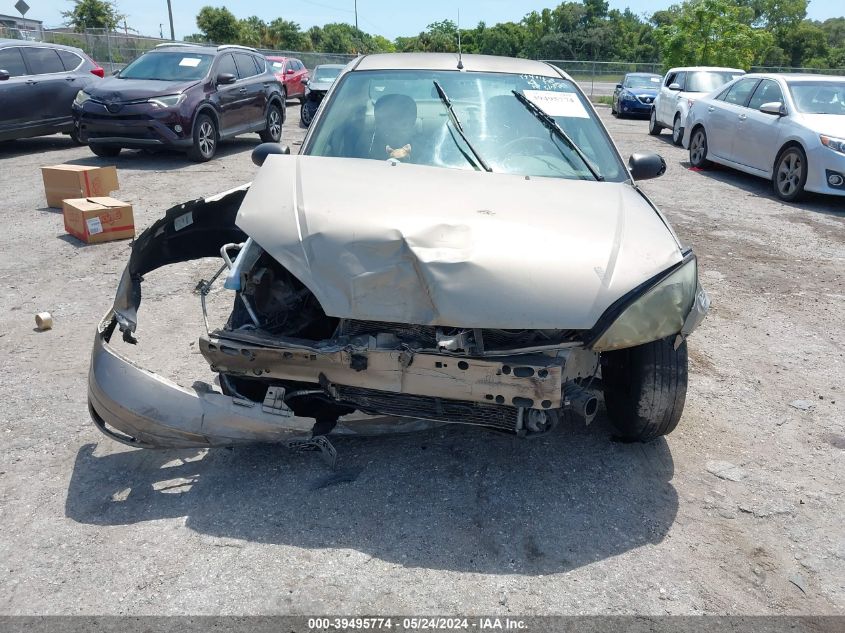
{"left": 41, "top": 164, "right": 119, "bottom": 208}
{"left": 62, "top": 197, "right": 135, "bottom": 244}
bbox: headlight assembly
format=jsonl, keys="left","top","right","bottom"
{"left": 73, "top": 90, "right": 91, "bottom": 106}
{"left": 591, "top": 256, "right": 698, "bottom": 352}
{"left": 820, "top": 135, "right": 845, "bottom": 155}
{"left": 148, "top": 94, "right": 186, "bottom": 108}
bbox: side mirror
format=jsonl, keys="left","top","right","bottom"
{"left": 629, "top": 153, "right": 666, "bottom": 181}
{"left": 302, "top": 77, "right": 309, "bottom": 85}
{"left": 668, "top": 83, "right": 681, "bottom": 91}
{"left": 252, "top": 142, "right": 291, "bottom": 166}
{"left": 112, "top": 68, "right": 121, "bottom": 76}
{"left": 759, "top": 101, "right": 786, "bottom": 116}
{"left": 217, "top": 73, "right": 237, "bottom": 85}
{"left": 0, "top": 70, "right": 10, "bottom": 81}
{"left": 286, "top": 68, "right": 296, "bottom": 74}
{"left": 615, "top": 83, "right": 622, "bottom": 89}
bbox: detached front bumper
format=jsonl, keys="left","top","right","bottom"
{"left": 88, "top": 313, "right": 316, "bottom": 449}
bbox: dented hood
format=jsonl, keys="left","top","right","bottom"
{"left": 235, "top": 156, "right": 683, "bottom": 330}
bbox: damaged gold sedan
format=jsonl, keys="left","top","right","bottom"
{"left": 89, "top": 53, "right": 709, "bottom": 453}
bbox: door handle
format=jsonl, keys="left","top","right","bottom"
{"left": 738, "top": 114, "right": 747, "bottom": 121}
{"left": 239, "top": 87, "right": 247, "bottom": 94}
{"left": 708, "top": 106, "right": 715, "bottom": 112}
{"left": 65, "top": 76, "right": 76, "bottom": 81}
{"left": 25, "top": 79, "right": 37, "bottom": 85}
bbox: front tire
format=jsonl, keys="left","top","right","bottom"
{"left": 90, "top": 144, "right": 121, "bottom": 158}
{"left": 773, "top": 145, "right": 807, "bottom": 202}
{"left": 648, "top": 108, "right": 662, "bottom": 135}
{"left": 601, "top": 336, "right": 688, "bottom": 442}
{"left": 671, "top": 114, "right": 684, "bottom": 146}
{"left": 187, "top": 113, "right": 217, "bottom": 162}
{"left": 688, "top": 126, "right": 711, "bottom": 168}
{"left": 259, "top": 103, "right": 283, "bottom": 143}
{"left": 301, "top": 100, "right": 317, "bottom": 126}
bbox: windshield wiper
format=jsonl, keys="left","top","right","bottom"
{"left": 433, "top": 80, "right": 492, "bottom": 172}
{"left": 511, "top": 90, "right": 604, "bottom": 181}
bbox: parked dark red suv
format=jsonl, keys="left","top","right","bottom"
{"left": 73, "top": 44, "right": 285, "bottom": 161}
{"left": 266, "top": 56, "right": 309, "bottom": 102}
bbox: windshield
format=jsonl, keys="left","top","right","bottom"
{"left": 625, "top": 75, "right": 661, "bottom": 89}
{"left": 304, "top": 69, "right": 626, "bottom": 182}
{"left": 119, "top": 51, "right": 213, "bottom": 81}
{"left": 789, "top": 81, "right": 845, "bottom": 115}
{"left": 313, "top": 66, "right": 342, "bottom": 83}
{"left": 687, "top": 71, "right": 743, "bottom": 93}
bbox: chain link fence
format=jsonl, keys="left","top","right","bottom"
{"left": 2, "top": 27, "right": 842, "bottom": 90}
{"left": 0, "top": 27, "right": 357, "bottom": 73}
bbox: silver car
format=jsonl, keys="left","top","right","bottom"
{"left": 684, "top": 73, "right": 845, "bottom": 201}
{"left": 88, "top": 53, "right": 709, "bottom": 453}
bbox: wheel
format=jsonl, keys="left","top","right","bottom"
{"left": 259, "top": 103, "right": 283, "bottom": 142}
{"left": 688, "top": 127, "right": 711, "bottom": 168}
{"left": 69, "top": 127, "right": 84, "bottom": 146}
{"left": 187, "top": 113, "right": 217, "bottom": 162}
{"left": 648, "top": 108, "right": 662, "bottom": 135}
{"left": 300, "top": 100, "right": 317, "bottom": 126}
{"left": 773, "top": 145, "right": 807, "bottom": 202}
{"left": 671, "top": 114, "right": 684, "bottom": 146}
{"left": 601, "top": 336, "right": 688, "bottom": 442}
{"left": 90, "top": 144, "right": 121, "bottom": 158}
{"left": 281, "top": 87, "right": 287, "bottom": 103}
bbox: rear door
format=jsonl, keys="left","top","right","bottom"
{"left": 733, "top": 79, "right": 787, "bottom": 173}
{"left": 657, "top": 71, "right": 677, "bottom": 125}
{"left": 20, "top": 46, "right": 78, "bottom": 127}
{"left": 0, "top": 46, "right": 31, "bottom": 137}
{"left": 703, "top": 78, "right": 757, "bottom": 162}
{"left": 233, "top": 52, "right": 265, "bottom": 128}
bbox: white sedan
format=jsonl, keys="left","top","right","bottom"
{"left": 683, "top": 73, "right": 845, "bottom": 201}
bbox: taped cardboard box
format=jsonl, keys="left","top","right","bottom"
{"left": 62, "top": 197, "right": 135, "bottom": 244}
{"left": 41, "top": 164, "right": 119, "bottom": 208}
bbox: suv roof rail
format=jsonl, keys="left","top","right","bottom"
{"left": 217, "top": 44, "right": 257, "bottom": 52}
{"left": 154, "top": 42, "right": 202, "bottom": 49}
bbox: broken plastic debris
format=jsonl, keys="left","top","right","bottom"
{"left": 35, "top": 312, "right": 53, "bottom": 331}
{"left": 789, "top": 399, "right": 815, "bottom": 411}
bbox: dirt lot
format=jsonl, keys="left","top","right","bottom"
{"left": 0, "top": 103, "right": 842, "bottom": 616}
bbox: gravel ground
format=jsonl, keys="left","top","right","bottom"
{"left": 0, "top": 103, "right": 843, "bottom": 616}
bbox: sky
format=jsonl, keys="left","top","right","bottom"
{"left": 4, "top": 0, "right": 843, "bottom": 41}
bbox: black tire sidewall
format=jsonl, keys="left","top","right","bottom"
{"left": 689, "top": 128, "right": 709, "bottom": 168}
{"left": 261, "top": 104, "right": 283, "bottom": 142}
{"left": 648, "top": 108, "right": 660, "bottom": 135}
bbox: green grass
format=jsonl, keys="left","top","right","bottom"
{"left": 591, "top": 95, "right": 614, "bottom": 106}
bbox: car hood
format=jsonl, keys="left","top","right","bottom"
{"left": 236, "top": 156, "right": 683, "bottom": 330}
{"left": 86, "top": 77, "right": 199, "bottom": 101}
{"left": 796, "top": 113, "right": 845, "bottom": 137}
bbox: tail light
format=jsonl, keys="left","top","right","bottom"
{"left": 91, "top": 66, "right": 105, "bottom": 78}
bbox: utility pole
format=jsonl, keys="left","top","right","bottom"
{"left": 354, "top": 0, "right": 358, "bottom": 32}
{"left": 166, "top": 0, "right": 175, "bottom": 41}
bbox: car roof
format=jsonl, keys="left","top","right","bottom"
{"left": 736, "top": 72, "right": 845, "bottom": 83}
{"left": 0, "top": 38, "right": 84, "bottom": 54}
{"left": 666, "top": 66, "right": 745, "bottom": 73}
{"left": 352, "top": 52, "right": 565, "bottom": 77}
{"left": 154, "top": 44, "right": 218, "bottom": 55}
{"left": 625, "top": 72, "right": 660, "bottom": 76}
{"left": 316, "top": 63, "right": 346, "bottom": 69}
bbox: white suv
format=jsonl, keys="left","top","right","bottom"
{"left": 650, "top": 66, "right": 745, "bottom": 145}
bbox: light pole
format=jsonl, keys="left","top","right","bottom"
{"left": 166, "top": 0, "right": 175, "bottom": 41}
{"left": 354, "top": 0, "right": 358, "bottom": 32}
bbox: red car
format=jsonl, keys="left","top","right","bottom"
{"left": 266, "top": 56, "right": 309, "bottom": 102}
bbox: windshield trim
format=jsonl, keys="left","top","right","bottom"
{"left": 118, "top": 51, "right": 214, "bottom": 81}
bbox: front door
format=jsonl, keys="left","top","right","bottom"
{"left": 215, "top": 53, "right": 247, "bottom": 134}
{"left": 733, "top": 79, "right": 787, "bottom": 173}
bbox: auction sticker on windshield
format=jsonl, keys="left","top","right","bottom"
{"left": 523, "top": 90, "right": 590, "bottom": 118}
{"left": 179, "top": 57, "right": 202, "bottom": 67}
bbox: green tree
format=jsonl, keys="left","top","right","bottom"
{"left": 196, "top": 6, "right": 240, "bottom": 44}
{"left": 62, "top": 0, "right": 123, "bottom": 31}
{"left": 268, "top": 18, "right": 306, "bottom": 50}
{"left": 657, "top": 0, "right": 773, "bottom": 68}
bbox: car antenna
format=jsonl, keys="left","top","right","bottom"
{"left": 456, "top": 9, "right": 464, "bottom": 70}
